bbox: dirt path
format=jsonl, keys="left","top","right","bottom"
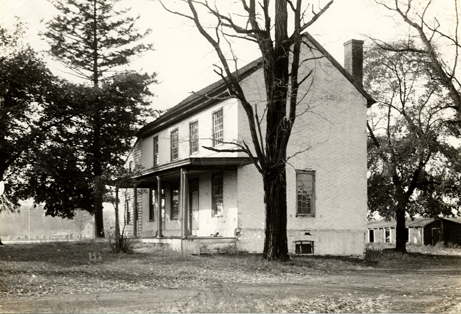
{"left": 2, "top": 267, "right": 460, "bottom": 313}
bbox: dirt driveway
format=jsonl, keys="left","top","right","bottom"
{"left": 1, "top": 242, "right": 460, "bottom": 313}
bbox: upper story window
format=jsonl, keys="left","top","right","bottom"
{"left": 170, "top": 129, "right": 179, "bottom": 161}
{"left": 153, "top": 135, "right": 159, "bottom": 167}
{"left": 189, "top": 121, "right": 199, "bottom": 154}
{"left": 212, "top": 109, "right": 223, "bottom": 146}
{"left": 296, "top": 170, "right": 315, "bottom": 216}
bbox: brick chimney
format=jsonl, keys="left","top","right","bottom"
{"left": 344, "top": 39, "right": 364, "bottom": 87}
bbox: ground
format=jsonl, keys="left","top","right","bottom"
{"left": 0, "top": 241, "right": 460, "bottom": 313}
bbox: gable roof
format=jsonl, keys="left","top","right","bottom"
{"left": 367, "top": 217, "right": 461, "bottom": 229}
{"left": 137, "top": 32, "right": 375, "bottom": 138}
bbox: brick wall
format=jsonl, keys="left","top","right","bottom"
{"left": 235, "top": 37, "right": 368, "bottom": 256}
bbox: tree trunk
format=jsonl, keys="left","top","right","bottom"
{"left": 114, "top": 187, "right": 120, "bottom": 239}
{"left": 395, "top": 206, "right": 407, "bottom": 253}
{"left": 94, "top": 192, "right": 104, "bottom": 238}
{"left": 262, "top": 165, "right": 289, "bottom": 261}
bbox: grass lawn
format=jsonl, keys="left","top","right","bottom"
{"left": 1, "top": 240, "right": 461, "bottom": 313}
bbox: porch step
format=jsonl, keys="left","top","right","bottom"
{"left": 134, "top": 237, "right": 238, "bottom": 255}
{"left": 197, "top": 237, "right": 238, "bottom": 254}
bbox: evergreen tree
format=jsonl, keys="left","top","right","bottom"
{"left": 44, "top": 0, "right": 154, "bottom": 236}
{"left": 25, "top": 72, "right": 156, "bottom": 224}
{"left": 45, "top": 0, "right": 152, "bottom": 86}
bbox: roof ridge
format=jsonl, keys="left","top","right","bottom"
{"left": 137, "top": 32, "right": 375, "bottom": 138}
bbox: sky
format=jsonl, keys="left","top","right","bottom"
{"left": 0, "top": 0, "right": 454, "bottom": 111}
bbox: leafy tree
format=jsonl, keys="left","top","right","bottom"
{"left": 0, "top": 22, "right": 65, "bottom": 211}
{"left": 366, "top": 43, "right": 460, "bottom": 252}
{"left": 43, "top": 0, "right": 155, "bottom": 236}
{"left": 161, "top": 0, "right": 333, "bottom": 260}
{"left": 25, "top": 72, "right": 156, "bottom": 234}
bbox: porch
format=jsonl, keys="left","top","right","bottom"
{"left": 137, "top": 236, "right": 238, "bottom": 255}
{"left": 115, "top": 157, "right": 251, "bottom": 254}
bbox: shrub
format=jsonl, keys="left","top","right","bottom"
{"left": 106, "top": 227, "right": 133, "bottom": 254}
{"left": 364, "top": 248, "right": 381, "bottom": 263}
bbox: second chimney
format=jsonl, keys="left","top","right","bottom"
{"left": 344, "top": 39, "right": 364, "bottom": 87}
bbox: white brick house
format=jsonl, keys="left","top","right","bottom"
{"left": 118, "top": 33, "right": 374, "bottom": 256}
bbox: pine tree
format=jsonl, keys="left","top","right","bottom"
{"left": 44, "top": 0, "right": 154, "bottom": 237}
{"left": 45, "top": 0, "right": 152, "bottom": 87}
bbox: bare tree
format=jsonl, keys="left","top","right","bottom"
{"left": 161, "top": 0, "right": 333, "bottom": 260}
{"left": 374, "top": 0, "right": 461, "bottom": 121}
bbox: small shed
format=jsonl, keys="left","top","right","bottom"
{"left": 367, "top": 217, "right": 461, "bottom": 246}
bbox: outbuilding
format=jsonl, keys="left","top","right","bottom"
{"left": 367, "top": 218, "right": 461, "bottom": 246}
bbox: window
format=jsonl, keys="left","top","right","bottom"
{"left": 153, "top": 136, "right": 159, "bottom": 167}
{"left": 212, "top": 109, "right": 223, "bottom": 146}
{"left": 369, "top": 229, "right": 375, "bottom": 243}
{"left": 149, "top": 188, "right": 156, "bottom": 222}
{"left": 295, "top": 241, "right": 314, "bottom": 254}
{"left": 171, "top": 185, "right": 179, "bottom": 220}
{"left": 170, "top": 129, "right": 179, "bottom": 161}
{"left": 385, "top": 229, "right": 391, "bottom": 242}
{"left": 189, "top": 121, "right": 199, "bottom": 154}
{"left": 125, "top": 199, "right": 130, "bottom": 224}
{"left": 296, "top": 170, "right": 315, "bottom": 216}
{"left": 212, "top": 173, "right": 223, "bottom": 217}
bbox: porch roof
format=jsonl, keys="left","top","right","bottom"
{"left": 115, "top": 156, "right": 253, "bottom": 188}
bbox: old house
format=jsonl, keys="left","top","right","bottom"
{"left": 118, "top": 33, "right": 374, "bottom": 256}
{"left": 367, "top": 217, "right": 461, "bottom": 246}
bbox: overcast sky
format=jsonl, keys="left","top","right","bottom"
{"left": 0, "top": 0, "right": 453, "bottom": 111}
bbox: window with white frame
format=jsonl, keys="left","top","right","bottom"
{"left": 212, "top": 173, "right": 223, "bottom": 217}
{"left": 189, "top": 121, "right": 199, "bottom": 154}
{"left": 212, "top": 109, "right": 223, "bottom": 146}
{"left": 296, "top": 170, "right": 315, "bottom": 216}
{"left": 170, "top": 129, "right": 179, "bottom": 161}
{"left": 153, "top": 135, "right": 159, "bottom": 167}
{"left": 149, "top": 188, "right": 155, "bottom": 222}
{"left": 385, "top": 229, "right": 391, "bottom": 242}
{"left": 369, "top": 229, "right": 375, "bottom": 243}
{"left": 171, "top": 185, "right": 179, "bottom": 220}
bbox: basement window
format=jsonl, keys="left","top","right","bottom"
{"left": 295, "top": 240, "right": 314, "bottom": 255}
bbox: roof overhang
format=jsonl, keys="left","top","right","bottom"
{"left": 114, "top": 157, "right": 253, "bottom": 188}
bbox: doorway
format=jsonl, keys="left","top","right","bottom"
{"left": 189, "top": 179, "right": 199, "bottom": 235}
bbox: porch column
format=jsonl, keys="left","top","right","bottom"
{"left": 115, "top": 187, "right": 120, "bottom": 238}
{"left": 156, "top": 176, "right": 163, "bottom": 238}
{"left": 180, "top": 168, "right": 189, "bottom": 239}
{"left": 133, "top": 183, "right": 138, "bottom": 238}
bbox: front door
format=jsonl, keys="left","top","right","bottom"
{"left": 189, "top": 179, "right": 199, "bottom": 235}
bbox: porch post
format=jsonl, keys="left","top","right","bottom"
{"left": 133, "top": 183, "right": 138, "bottom": 238}
{"left": 180, "top": 168, "right": 189, "bottom": 239}
{"left": 156, "top": 176, "right": 163, "bottom": 238}
{"left": 115, "top": 187, "right": 120, "bottom": 238}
